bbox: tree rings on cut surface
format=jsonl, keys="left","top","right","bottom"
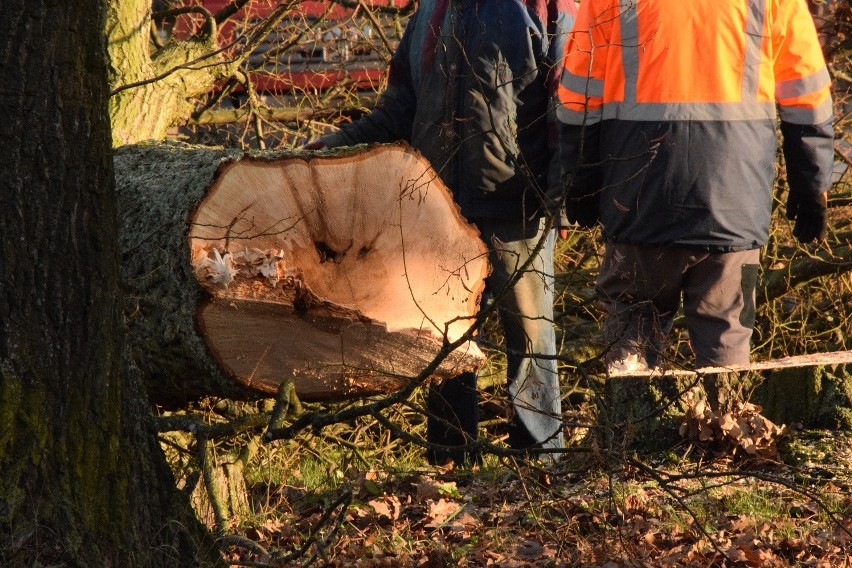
{"left": 187, "top": 143, "right": 488, "bottom": 400}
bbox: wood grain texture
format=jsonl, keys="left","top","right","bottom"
{"left": 116, "top": 142, "right": 487, "bottom": 405}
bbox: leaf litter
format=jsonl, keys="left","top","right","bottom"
{"left": 214, "top": 424, "right": 852, "bottom": 567}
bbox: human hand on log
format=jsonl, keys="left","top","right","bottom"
{"left": 302, "top": 138, "right": 325, "bottom": 150}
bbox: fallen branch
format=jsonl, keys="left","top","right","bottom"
{"left": 760, "top": 244, "right": 852, "bottom": 302}
{"left": 609, "top": 350, "right": 852, "bottom": 378}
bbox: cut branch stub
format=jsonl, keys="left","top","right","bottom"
{"left": 185, "top": 143, "right": 487, "bottom": 400}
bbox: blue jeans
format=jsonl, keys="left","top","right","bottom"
{"left": 427, "top": 217, "right": 564, "bottom": 464}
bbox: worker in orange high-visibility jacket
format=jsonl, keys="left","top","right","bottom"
{"left": 552, "top": 0, "right": 834, "bottom": 372}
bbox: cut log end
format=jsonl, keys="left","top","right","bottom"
{"left": 188, "top": 144, "right": 489, "bottom": 399}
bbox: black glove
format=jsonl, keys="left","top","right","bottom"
{"left": 565, "top": 193, "right": 600, "bottom": 228}
{"left": 302, "top": 139, "right": 326, "bottom": 150}
{"left": 786, "top": 190, "right": 828, "bottom": 243}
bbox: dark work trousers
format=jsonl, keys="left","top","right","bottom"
{"left": 427, "top": 217, "right": 564, "bottom": 465}
{"left": 595, "top": 243, "right": 761, "bottom": 369}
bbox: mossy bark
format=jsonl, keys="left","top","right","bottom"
{"left": 0, "top": 4, "right": 212, "bottom": 565}
{"left": 599, "top": 374, "right": 705, "bottom": 453}
{"left": 752, "top": 365, "right": 852, "bottom": 429}
{"left": 600, "top": 364, "right": 852, "bottom": 452}
{"left": 116, "top": 143, "right": 243, "bottom": 406}
{"left": 105, "top": 0, "right": 234, "bottom": 146}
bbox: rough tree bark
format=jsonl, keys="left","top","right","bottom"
{"left": 602, "top": 352, "right": 852, "bottom": 452}
{"left": 115, "top": 142, "right": 488, "bottom": 407}
{"left": 0, "top": 2, "right": 210, "bottom": 566}
{"left": 105, "top": 0, "right": 347, "bottom": 147}
{"left": 106, "top": 0, "right": 248, "bottom": 146}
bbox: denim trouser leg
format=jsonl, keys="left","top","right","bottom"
{"left": 426, "top": 217, "right": 564, "bottom": 463}
{"left": 487, "top": 219, "right": 564, "bottom": 452}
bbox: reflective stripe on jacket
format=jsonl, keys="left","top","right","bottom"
{"left": 321, "top": 0, "right": 577, "bottom": 220}
{"left": 555, "top": 0, "right": 834, "bottom": 250}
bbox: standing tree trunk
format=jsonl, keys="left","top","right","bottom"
{"left": 0, "top": 2, "right": 210, "bottom": 565}
{"left": 106, "top": 0, "right": 235, "bottom": 146}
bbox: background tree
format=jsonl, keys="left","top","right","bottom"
{"left": 106, "top": 0, "right": 410, "bottom": 147}
{"left": 0, "top": 1, "right": 210, "bottom": 565}
{"left": 107, "top": 0, "right": 239, "bottom": 145}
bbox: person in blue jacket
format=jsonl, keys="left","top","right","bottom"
{"left": 308, "top": 0, "right": 577, "bottom": 464}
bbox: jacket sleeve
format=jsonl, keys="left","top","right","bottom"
{"left": 774, "top": 0, "right": 834, "bottom": 200}
{"left": 550, "top": 0, "right": 610, "bottom": 226}
{"left": 552, "top": 121, "right": 602, "bottom": 227}
{"left": 543, "top": 0, "right": 578, "bottom": 225}
{"left": 320, "top": 14, "right": 419, "bottom": 148}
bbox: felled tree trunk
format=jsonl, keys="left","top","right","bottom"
{"left": 115, "top": 142, "right": 488, "bottom": 407}
{"left": 600, "top": 351, "right": 852, "bottom": 452}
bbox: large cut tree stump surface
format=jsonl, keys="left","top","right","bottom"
{"left": 116, "top": 142, "right": 488, "bottom": 406}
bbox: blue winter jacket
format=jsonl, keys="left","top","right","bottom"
{"left": 321, "top": 0, "right": 577, "bottom": 221}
